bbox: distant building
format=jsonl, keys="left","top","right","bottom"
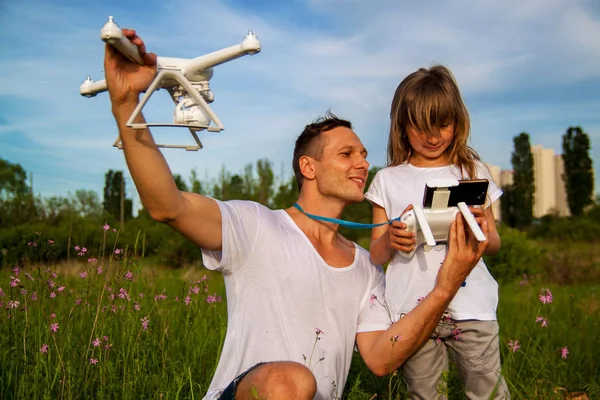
{"left": 531, "top": 145, "right": 562, "bottom": 218}
{"left": 491, "top": 144, "right": 576, "bottom": 222}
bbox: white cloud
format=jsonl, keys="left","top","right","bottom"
{"left": 1, "top": 0, "right": 599, "bottom": 198}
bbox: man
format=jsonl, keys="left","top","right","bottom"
{"left": 104, "top": 29, "right": 490, "bottom": 400}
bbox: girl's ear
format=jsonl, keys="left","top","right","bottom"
{"left": 298, "top": 155, "right": 316, "bottom": 182}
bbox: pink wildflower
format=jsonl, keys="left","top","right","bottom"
{"left": 124, "top": 270, "right": 133, "bottom": 281}
{"left": 75, "top": 299, "right": 82, "bottom": 305}
{"left": 452, "top": 328, "right": 462, "bottom": 341}
{"left": 134, "top": 302, "right": 141, "bottom": 311}
{"left": 88, "top": 257, "right": 98, "bottom": 264}
{"left": 50, "top": 292, "right": 56, "bottom": 299}
{"left": 79, "top": 272, "right": 88, "bottom": 279}
{"left": 535, "top": 316, "right": 549, "bottom": 327}
{"left": 58, "top": 286, "right": 65, "bottom": 292}
{"left": 48, "top": 239, "right": 54, "bottom": 245}
{"left": 560, "top": 346, "right": 569, "bottom": 359}
{"left": 90, "top": 358, "right": 98, "bottom": 365}
{"left": 50, "top": 323, "right": 59, "bottom": 332}
{"left": 50, "top": 313, "right": 55, "bottom": 319}
{"left": 508, "top": 340, "right": 521, "bottom": 353}
{"left": 74, "top": 246, "right": 80, "bottom": 251}
{"left": 92, "top": 338, "right": 101, "bottom": 347}
{"left": 191, "top": 286, "right": 200, "bottom": 295}
{"left": 200, "top": 275, "right": 209, "bottom": 282}
{"left": 31, "top": 292, "right": 38, "bottom": 301}
{"left": 103, "top": 224, "right": 110, "bottom": 231}
{"left": 8, "top": 300, "right": 19, "bottom": 309}
{"left": 9, "top": 276, "right": 20, "bottom": 287}
{"left": 141, "top": 316, "right": 150, "bottom": 331}
{"left": 97, "top": 266, "right": 103, "bottom": 274}
{"left": 206, "top": 295, "right": 217, "bottom": 303}
{"left": 40, "top": 344, "right": 49, "bottom": 353}
{"left": 184, "top": 295, "right": 191, "bottom": 305}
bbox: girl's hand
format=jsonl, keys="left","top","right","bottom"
{"left": 386, "top": 205, "right": 416, "bottom": 253}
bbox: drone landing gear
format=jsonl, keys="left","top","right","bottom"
{"left": 113, "top": 69, "right": 225, "bottom": 151}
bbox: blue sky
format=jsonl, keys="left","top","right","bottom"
{"left": 1, "top": 0, "right": 599, "bottom": 208}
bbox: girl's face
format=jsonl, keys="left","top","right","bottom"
{"left": 405, "top": 123, "right": 455, "bottom": 166}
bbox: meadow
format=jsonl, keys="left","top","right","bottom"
{"left": 1, "top": 226, "right": 599, "bottom": 400}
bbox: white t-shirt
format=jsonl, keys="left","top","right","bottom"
{"left": 364, "top": 161, "right": 502, "bottom": 322}
{"left": 201, "top": 200, "right": 392, "bottom": 400}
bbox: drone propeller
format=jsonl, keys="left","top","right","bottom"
{"left": 80, "top": 16, "right": 261, "bottom": 151}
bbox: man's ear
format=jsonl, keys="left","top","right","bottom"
{"left": 299, "top": 155, "right": 317, "bottom": 183}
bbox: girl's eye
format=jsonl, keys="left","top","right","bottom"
{"left": 342, "top": 152, "right": 350, "bottom": 156}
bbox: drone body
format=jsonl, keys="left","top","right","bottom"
{"left": 80, "top": 16, "right": 261, "bottom": 150}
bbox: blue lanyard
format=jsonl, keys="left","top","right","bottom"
{"left": 293, "top": 203, "right": 400, "bottom": 229}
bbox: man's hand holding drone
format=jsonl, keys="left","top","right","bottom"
{"left": 104, "top": 29, "right": 156, "bottom": 106}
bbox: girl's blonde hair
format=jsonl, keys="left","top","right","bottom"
{"left": 388, "top": 64, "right": 481, "bottom": 179}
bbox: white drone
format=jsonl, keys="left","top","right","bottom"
{"left": 80, "top": 16, "right": 261, "bottom": 150}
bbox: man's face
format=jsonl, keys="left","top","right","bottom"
{"left": 313, "top": 127, "right": 369, "bottom": 204}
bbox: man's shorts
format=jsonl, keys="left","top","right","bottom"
{"left": 218, "top": 362, "right": 267, "bottom": 400}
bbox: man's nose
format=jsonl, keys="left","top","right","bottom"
{"left": 357, "top": 156, "right": 370, "bottom": 170}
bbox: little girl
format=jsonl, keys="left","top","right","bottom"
{"left": 365, "top": 65, "right": 509, "bottom": 399}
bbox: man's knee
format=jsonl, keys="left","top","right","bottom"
{"left": 236, "top": 361, "right": 317, "bottom": 400}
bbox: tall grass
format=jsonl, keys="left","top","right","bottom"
{"left": 1, "top": 227, "right": 598, "bottom": 399}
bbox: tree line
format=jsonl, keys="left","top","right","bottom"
{"left": 0, "top": 125, "right": 596, "bottom": 268}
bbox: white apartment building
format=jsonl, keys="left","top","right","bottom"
{"left": 489, "top": 145, "right": 572, "bottom": 222}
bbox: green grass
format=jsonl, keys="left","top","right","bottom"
{"left": 1, "top": 233, "right": 599, "bottom": 399}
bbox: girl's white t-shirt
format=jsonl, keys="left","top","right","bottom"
{"left": 364, "top": 161, "right": 502, "bottom": 322}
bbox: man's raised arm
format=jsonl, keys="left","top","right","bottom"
{"left": 356, "top": 214, "right": 489, "bottom": 376}
{"left": 105, "top": 29, "right": 222, "bottom": 251}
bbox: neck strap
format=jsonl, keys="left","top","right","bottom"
{"left": 293, "top": 203, "right": 399, "bottom": 229}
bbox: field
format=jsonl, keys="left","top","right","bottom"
{"left": 1, "top": 231, "right": 599, "bottom": 399}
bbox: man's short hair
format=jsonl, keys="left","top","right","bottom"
{"left": 292, "top": 111, "right": 352, "bottom": 191}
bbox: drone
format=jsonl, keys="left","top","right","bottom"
{"left": 80, "top": 16, "right": 261, "bottom": 151}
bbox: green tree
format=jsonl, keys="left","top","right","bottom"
{"left": 562, "top": 126, "right": 594, "bottom": 216}
{"left": 0, "top": 157, "right": 41, "bottom": 226}
{"left": 272, "top": 176, "right": 299, "bottom": 210}
{"left": 509, "top": 133, "right": 534, "bottom": 227}
{"left": 189, "top": 168, "right": 204, "bottom": 194}
{"left": 255, "top": 159, "right": 274, "bottom": 206}
{"left": 173, "top": 174, "right": 189, "bottom": 192}
{"left": 102, "top": 170, "right": 132, "bottom": 223}
{"left": 0, "top": 158, "right": 29, "bottom": 197}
